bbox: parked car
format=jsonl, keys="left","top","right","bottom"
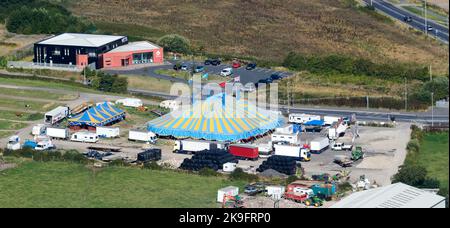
{"left": 246, "top": 63, "right": 257, "bottom": 70}
{"left": 181, "top": 65, "right": 189, "bottom": 71}
{"left": 195, "top": 66, "right": 205, "bottom": 73}
{"left": 403, "top": 16, "right": 412, "bottom": 22}
{"left": 232, "top": 61, "right": 241, "bottom": 69}
{"left": 205, "top": 59, "right": 221, "bottom": 66}
{"left": 221, "top": 68, "right": 233, "bottom": 77}
{"left": 270, "top": 73, "right": 283, "bottom": 80}
{"left": 427, "top": 25, "right": 433, "bottom": 31}
{"left": 173, "top": 63, "right": 182, "bottom": 70}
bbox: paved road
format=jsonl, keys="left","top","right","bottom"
{"left": 365, "top": 0, "right": 449, "bottom": 43}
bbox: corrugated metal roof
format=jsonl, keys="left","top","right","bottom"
{"left": 107, "top": 41, "right": 160, "bottom": 53}
{"left": 38, "top": 33, "right": 126, "bottom": 47}
{"left": 331, "top": 183, "right": 445, "bottom": 208}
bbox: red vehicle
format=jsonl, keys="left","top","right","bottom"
{"left": 283, "top": 192, "right": 308, "bottom": 203}
{"left": 232, "top": 61, "right": 241, "bottom": 69}
{"left": 229, "top": 145, "right": 259, "bottom": 161}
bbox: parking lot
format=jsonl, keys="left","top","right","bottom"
{"left": 105, "top": 60, "right": 293, "bottom": 86}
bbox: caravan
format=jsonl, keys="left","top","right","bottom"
{"left": 289, "top": 114, "right": 321, "bottom": 124}
{"left": 71, "top": 132, "right": 99, "bottom": 143}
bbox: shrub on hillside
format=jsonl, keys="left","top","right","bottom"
{"left": 229, "top": 168, "right": 259, "bottom": 182}
{"left": 199, "top": 167, "right": 219, "bottom": 177}
{"left": 392, "top": 164, "right": 440, "bottom": 189}
{"left": 158, "top": 34, "right": 191, "bottom": 54}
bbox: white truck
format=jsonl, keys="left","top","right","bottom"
{"left": 128, "top": 130, "right": 157, "bottom": 143}
{"left": 323, "top": 116, "right": 341, "bottom": 126}
{"left": 71, "top": 132, "right": 99, "bottom": 143}
{"left": 271, "top": 132, "right": 301, "bottom": 145}
{"left": 173, "top": 140, "right": 227, "bottom": 154}
{"left": 274, "top": 144, "right": 311, "bottom": 162}
{"left": 309, "top": 137, "right": 330, "bottom": 154}
{"left": 116, "top": 98, "right": 143, "bottom": 108}
{"left": 328, "top": 123, "right": 348, "bottom": 140}
{"left": 96, "top": 127, "right": 120, "bottom": 138}
{"left": 6, "top": 135, "right": 21, "bottom": 151}
{"left": 44, "top": 106, "right": 70, "bottom": 125}
{"left": 289, "top": 114, "right": 321, "bottom": 124}
{"left": 32, "top": 124, "right": 47, "bottom": 136}
{"left": 35, "top": 140, "right": 55, "bottom": 151}
{"left": 331, "top": 142, "right": 353, "bottom": 151}
{"left": 46, "top": 127, "right": 70, "bottom": 140}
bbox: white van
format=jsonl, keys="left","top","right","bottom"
{"left": 220, "top": 68, "right": 233, "bottom": 77}
{"left": 71, "top": 132, "right": 99, "bottom": 143}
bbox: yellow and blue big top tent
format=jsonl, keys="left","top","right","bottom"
{"left": 147, "top": 93, "right": 284, "bottom": 142}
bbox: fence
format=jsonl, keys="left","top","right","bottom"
{"left": 7, "top": 61, "right": 82, "bottom": 72}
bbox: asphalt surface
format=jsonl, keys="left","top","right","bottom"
{"left": 364, "top": 0, "right": 449, "bottom": 43}
{"left": 105, "top": 60, "right": 293, "bottom": 86}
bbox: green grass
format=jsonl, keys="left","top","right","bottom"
{"left": 94, "top": 21, "right": 166, "bottom": 43}
{"left": 417, "top": 132, "right": 449, "bottom": 193}
{"left": 0, "top": 87, "right": 72, "bottom": 101}
{"left": 0, "top": 120, "right": 27, "bottom": 130}
{"left": 0, "top": 131, "right": 14, "bottom": 138}
{"left": 0, "top": 76, "right": 96, "bottom": 93}
{"left": 0, "top": 161, "right": 245, "bottom": 208}
{"left": 404, "top": 131, "right": 450, "bottom": 193}
{"left": 0, "top": 110, "right": 42, "bottom": 121}
{"left": 0, "top": 98, "right": 58, "bottom": 113}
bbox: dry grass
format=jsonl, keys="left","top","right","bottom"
{"left": 0, "top": 24, "right": 46, "bottom": 57}
{"left": 68, "top": 0, "right": 449, "bottom": 74}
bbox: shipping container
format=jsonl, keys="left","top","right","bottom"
{"left": 96, "top": 127, "right": 120, "bottom": 138}
{"left": 217, "top": 186, "right": 239, "bottom": 203}
{"left": 310, "top": 137, "right": 330, "bottom": 154}
{"left": 46, "top": 127, "right": 69, "bottom": 140}
{"left": 229, "top": 144, "right": 259, "bottom": 160}
{"left": 129, "top": 130, "right": 157, "bottom": 143}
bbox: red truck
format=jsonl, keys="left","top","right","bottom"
{"left": 283, "top": 192, "right": 308, "bottom": 203}
{"left": 229, "top": 145, "right": 259, "bottom": 161}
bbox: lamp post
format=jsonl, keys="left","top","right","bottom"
{"left": 431, "top": 92, "right": 434, "bottom": 127}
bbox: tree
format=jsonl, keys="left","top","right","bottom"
{"left": 111, "top": 76, "right": 128, "bottom": 93}
{"left": 422, "top": 77, "right": 449, "bottom": 101}
{"left": 158, "top": 34, "right": 191, "bottom": 54}
{"left": 392, "top": 164, "right": 440, "bottom": 188}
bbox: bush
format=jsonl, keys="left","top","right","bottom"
{"left": 88, "top": 70, "right": 128, "bottom": 93}
{"left": 392, "top": 164, "right": 440, "bottom": 188}
{"left": 158, "top": 34, "right": 191, "bottom": 54}
{"left": 199, "top": 167, "right": 219, "bottom": 177}
{"left": 286, "top": 175, "right": 299, "bottom": 185}
{"left": 406, "top": 139, "right": 421, "bottom": 154}
{"left": 229, "top": 168, "right": 259, "bottom": 182}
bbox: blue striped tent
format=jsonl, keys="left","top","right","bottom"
{"left": 69, "top": 102, "right": 126, "bottom": 127}
{"left": 147, "top": 94, "right": 284, "bottom": 142}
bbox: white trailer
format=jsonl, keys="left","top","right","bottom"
{"left": 44, "top": 106, "right": 70, "bottom": 125}
{"left": 271, "top": 132, "right": 301, "bottom": 145}
{"left": 323, "top": 116, "right": 341, "bottom": 126}
{"left": 274, "top": 144, "right": 311, "bottom": 161}
{"left": 289, "top": 114, "right": 321, "bottom": 124}
{"left": 71, "top": 132, "right": 99, "bottom": 143}
{"left": 115, "top": 98, "right": 143, "bottom": 108}
{"left": 96, "top": 127, "right": 120, "bottom": 138}
{"left": 310, "top": 137, "right": 330, "bottom": 154}
{"left": 46, "top": 127, "right": 70, "bottom": 140}
{"left": 6, "top": 135, "right": 21, "bottom": 151}
{"left": 128, "top": 130, "right": 157, "bottom": 143}
{"left": 173, "top": 140, "right": 227, "bottom": 154}
{"left": 32, "top": 124, "right": 47, "bottom": 136}
{"left": 217, "top": 186, "right": 239, "bottom": 203}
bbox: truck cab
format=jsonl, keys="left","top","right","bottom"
{"left": 300, "top": 148, "right": 311, "bottom": 162}
{"left": 6, "top": 135, "right": 21, "bottom": 151}
{"left": 35, "top": 140, "right": 55, "bottom": 151}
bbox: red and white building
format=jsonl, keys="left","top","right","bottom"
{"left": 101, "top": 41, "right": 164, "bottom": 69}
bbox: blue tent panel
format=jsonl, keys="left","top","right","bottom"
{"left": 304, "top": 120, "right": 324, "bottom": 126}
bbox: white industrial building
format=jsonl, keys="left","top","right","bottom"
{"left": 331, "top": 183, "right": 446, "bottom": 208}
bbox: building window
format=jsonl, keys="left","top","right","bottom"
{"left": 64, "top": 49, "right": 69, "bottom": 56}
{"left": 53, "top": 48, "right": 61, "bottom": 56}
{"left": 88, "top": 52, "right": 97, "bottom": 57}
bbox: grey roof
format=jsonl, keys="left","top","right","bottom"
{"left": 38, "top": 33, "right": 126, "bottom": 47}
{"left": 331, "top": 183, "right": 446, "bottom": 208}
{"left": 107, "top": 41, "right": 160, "bottom": 53}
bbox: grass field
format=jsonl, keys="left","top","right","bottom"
{"left": 0, "top": 98, "right": 58, "bottom": 113}
{"left": 0, "top": 161, "right": 245, "bottom": 208}
{"left": 0, "top": 110, "right": 42, "bottom": 121}
{"left": 67, "top": 0, "right": 449, "bottom": 75}
{"left": 417, "top": 132, "right": 449, "bottom": 193}
{"left": 0, "top": 87, "right": 76, "bottom": 101}
{"left": 124, "top": 75, "right": 174, "bottom": 93}
{"left": 0, "top": 120, "right": 28, "bottom": 131}
{"left": 0, "top": 76, "right": 102, "bottom": 94}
